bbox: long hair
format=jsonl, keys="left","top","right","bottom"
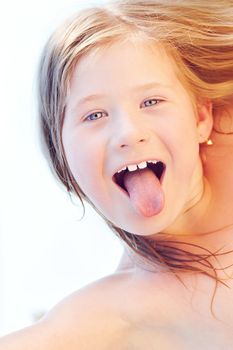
{"left": 38, "top": 0, "right": 233, "bottom": 313}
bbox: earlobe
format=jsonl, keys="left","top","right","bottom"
{"left": 197, "top": 101, "right": 214, "bottom": 144}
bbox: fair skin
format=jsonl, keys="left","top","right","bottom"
{"left": 63, "top": 41, "right": 213, "bottom": 237}
{"left": 1, "top": 41, "right": 233, "bottom": 349}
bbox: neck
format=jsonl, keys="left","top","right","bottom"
{"left": 162, "top": 175, "right": 213, "bottom": 236}
{"left": 148, "top": 175, "right": 233, "bottom": 282}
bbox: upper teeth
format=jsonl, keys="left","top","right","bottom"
{"left": 117, "top": 160, "right": 158, "bottom": 173}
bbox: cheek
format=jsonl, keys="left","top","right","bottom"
{"left": 172, "top": 106, "right": 199, "bottom": 144}
{"left": 62, "top": 132, "right": 104, "bottom": 197}
{"left": 175, "top": 138, "right": 200, "bottom": 184}
{"left": 65, "top": 144, "right": 92, "bottom": 183}
{"left": 163, "top": 117, "right": 200, "bottom": 177}
{"left": 62, "top": 130, "right": 88, "bottom": 181}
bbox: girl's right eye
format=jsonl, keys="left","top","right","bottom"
{"left": 85, "top": 111, "right": 107, "bottom": 122}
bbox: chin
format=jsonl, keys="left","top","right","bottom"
{"left": 120, "top": 203, "right": 185, "bottom": 237}
{"left": 114, "top": 215, "right": 169, "bottom": 237}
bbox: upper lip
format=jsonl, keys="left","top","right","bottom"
{"left": 112, "top": 157, "right": 164, "bottom": 177}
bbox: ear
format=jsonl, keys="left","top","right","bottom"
{"left": 196, "top": 100, "right": 214, "bottom": 144}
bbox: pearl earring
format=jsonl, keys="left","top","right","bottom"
{"left": 206, "top": 139, "right": 213, "bottom": 146}
{"left": 200, "top": 134, "right": 213, "bottom": 146}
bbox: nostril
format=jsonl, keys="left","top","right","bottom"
{"left": 120, "top": 138, "right": 146, "bottom": 148}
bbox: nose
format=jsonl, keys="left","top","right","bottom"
{"left": 119, "top": 135, "right": 148, "bottom": 149}
{"left": 111, "top": 111, "right": 151, "bottom": 150}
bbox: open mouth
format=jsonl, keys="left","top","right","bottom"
{"left": 113, "top": 161, "right": 166, "bottom": 193}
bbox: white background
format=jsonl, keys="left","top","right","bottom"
{"left": 0, "top": 0, "right": 123, "bottom": 335}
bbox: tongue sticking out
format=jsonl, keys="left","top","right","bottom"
{"left": 123, "top": 168, "right": 164, "bottom": 217}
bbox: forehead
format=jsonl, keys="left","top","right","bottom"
{"left": 67, "top": 40, "right": 184, "bottom": 103}
{"left": 77, "top": 39, "right": 177, "bottom": 74}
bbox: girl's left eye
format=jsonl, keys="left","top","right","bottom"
{"left": 141, "top": 98, "right": 161, "bottom": 108}
{"left": 85, "top": 111, "right": 107, "bottom": 121}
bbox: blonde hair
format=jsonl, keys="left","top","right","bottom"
{"left": 38, "top": 0, "right": 233, "bottom": 305}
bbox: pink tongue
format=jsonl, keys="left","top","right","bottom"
{"left": 123, "top": 168, "right": 164, "bottom": 217}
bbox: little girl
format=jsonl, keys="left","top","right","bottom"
{"left": 1, "top": 0, "right": 233, "bottom": 348}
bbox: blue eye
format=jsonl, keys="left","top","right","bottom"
{"left": 142, "top": 99, "right": 160, "bottom": 108}
{"left": 85, "top": 111, "right": 107, "bottom": 121}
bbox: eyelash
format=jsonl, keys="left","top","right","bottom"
{"left": 85, "top": 111, "right": 108, "bottom": 121}
{"left": 140, "top": 98, "right": 161, "bottom": 108}
{"left": 84, "top": 98, "right": 162, "bottom": 121}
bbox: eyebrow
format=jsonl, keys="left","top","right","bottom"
{"left": 77, "top": 94, "right": 107, "bottom": 107}
{"left": 75, "top": 82, "right": 171, "bottom": 108}
{"left": 131, "top": 82, "right": 172, "bottom": 92}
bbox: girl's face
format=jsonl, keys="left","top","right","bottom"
{"left": 62, "top": 40, "right": 212, "bottom": 236}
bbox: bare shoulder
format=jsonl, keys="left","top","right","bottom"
{"left": 44, "top": 271, "right": 133, "bottom": 344}
{"left": 0, "top": 272, "right": 132, "bottom": 350}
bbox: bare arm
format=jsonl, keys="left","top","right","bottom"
{"left": 0, "top": 275, "right": 129, "bottom": 350}
{"left": 0, "top": 321, "right": 57, "bottom": 350}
